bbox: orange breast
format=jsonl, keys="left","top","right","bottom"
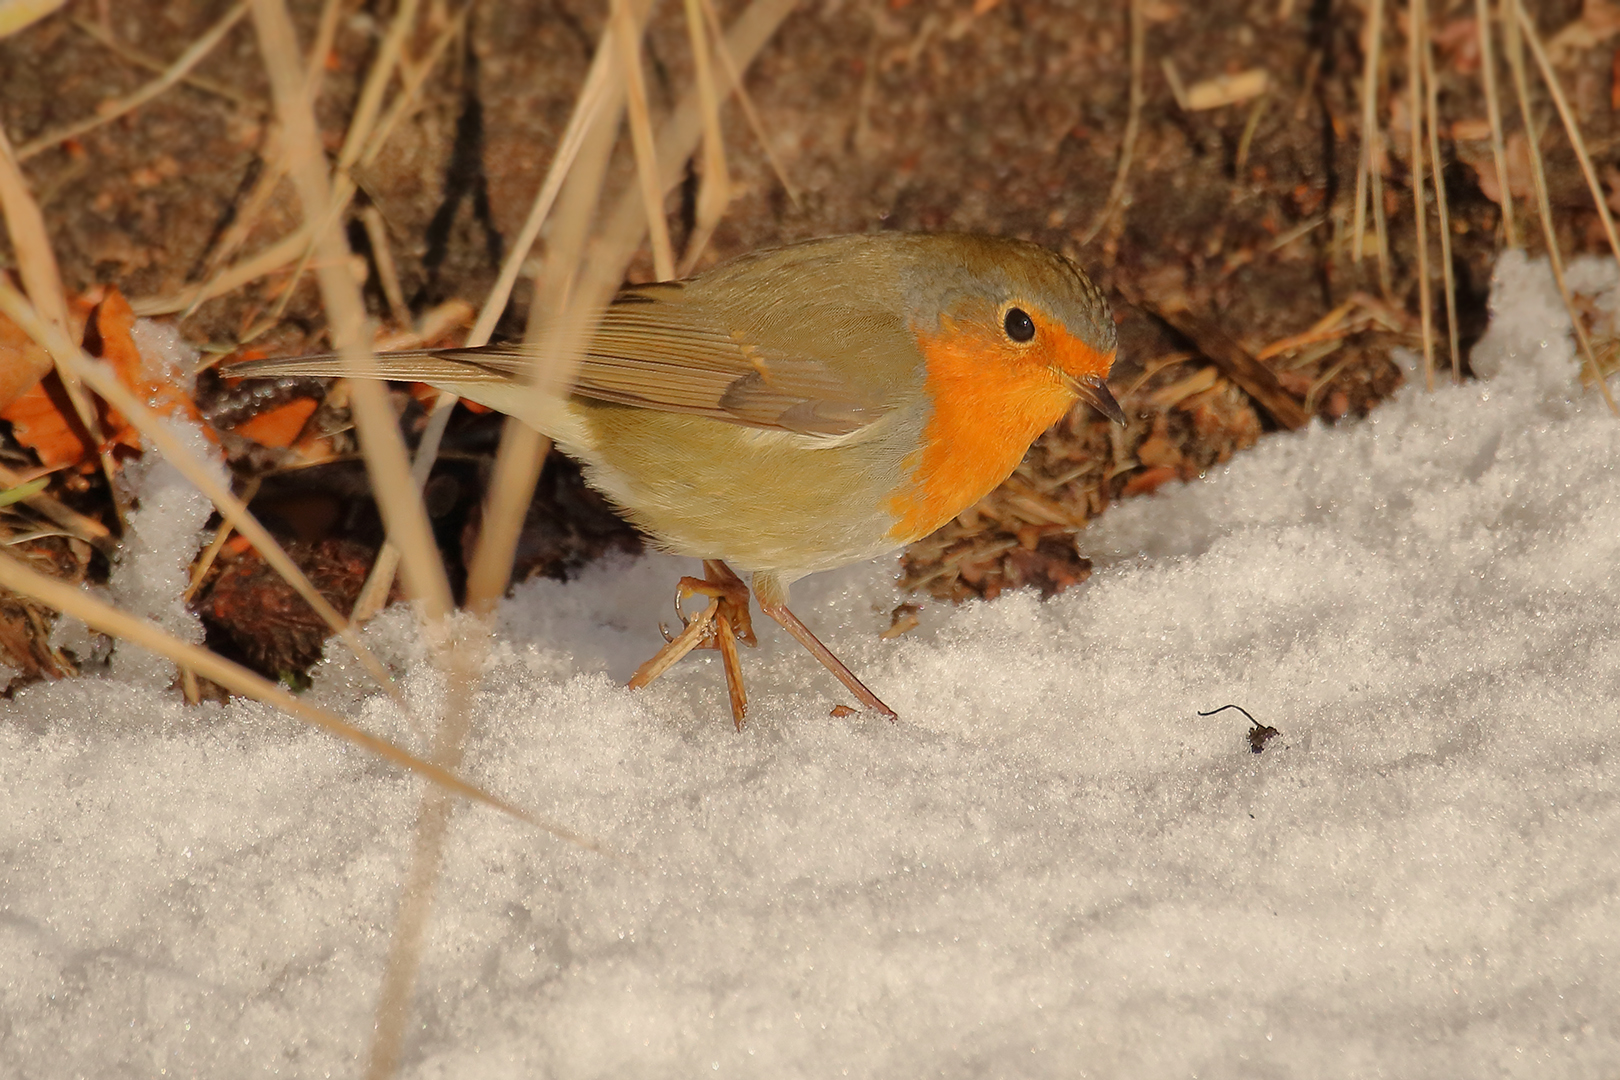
{"left": 885, "top": 316, "right": 1084, "bottom": 543}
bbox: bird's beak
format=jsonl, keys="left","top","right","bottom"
{"left": 1062, "top": 372, "right": 1126, "bottom": 425}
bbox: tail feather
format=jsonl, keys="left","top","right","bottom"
{"left": 226, "top": 347, "right": 528, "bottom": 384}
{"left": 226, "top": 347, "right": 588, "bottom": 448}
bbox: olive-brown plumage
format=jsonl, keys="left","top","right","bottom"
{"left": 233, "top": 232, "right": 1122, "bottom": 721}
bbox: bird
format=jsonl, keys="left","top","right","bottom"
{"left": 230, "top": 232, "right": 1123, "bottom": 725}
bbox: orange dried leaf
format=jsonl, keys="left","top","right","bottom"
{"left": 0, "top": 308, "right": 54, "bottom": 413}
{"left": 91, "top": 287, "right": 210, "bottom": 450}
{"left": 1121, "top": 465, "right": 1181, "bottom": 498}
{"left": 232, "top": 397, "right": 319, "bottom": 449}
{"left": 1, "top": 286, "right": 215, "bottom": 470}
{"left": 0, "top": 375, "right": 93, "bottom": 469}
{"left": 406, "top": 382, "right": 442, "bottom": 411}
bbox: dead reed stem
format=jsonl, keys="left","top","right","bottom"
{"left": 1421, "top": 7, "right": 1460, "bottom": 382}
{"left": 1515, "top": 1, "right": 1620, "bottom": 285}
{"left": 1476, "top": 0, "right": 1518, "bottom": 247}
{"left": 1351, "top": 0, "right": 1383, "bottom": 265}
{"left": 1408, "top": 0, "right": 1435, "bottom": 391}
{"left": 1503, "top": 0, "right": 1618, "bottom": 413}
{"left": 249, "top": 0, "right": 454, "bottom": 616}
{"left": 614, "top": 0, "right": 677, "bottom": 280}
{"left": 676, "top": 0, "right": 733, "bottom": 275}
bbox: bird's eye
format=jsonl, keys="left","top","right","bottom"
{"left": 1003, "top": 307, "right": 1036, "bottom": 343}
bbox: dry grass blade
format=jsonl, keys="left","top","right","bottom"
{"left": 676, "top": 0, "right": 733, "bottom": 276}
{"left": 336, "top": 0, "right": 420, "bottom": 173}
{"left": 182, "top": 132, "right": 295, "bottom": 313}
{"left": 70, "top": 15, "right": 261, "bottom": 109}
{"left": 597, "top": 0, "right": 799, "bottom": 275}
{"left": 1351, "top": 0, "right": 1384, "bottom": 263}
{"left": 1, "top": 120, "right": 125, "bottom": 526}
{"left": 363, "top": 5, "right": 605, "bottom": 591}
{"left": 1503, "top": 0, "right": 1618, "bottom": 413}
{"left": 131, "top": 224, "right": 311, "bottom": 317}
{"left": 175, "top": 0, "right": 339, "bottom": 313}
{"left": 1370, "top": 127, "right": 1393, "bottom": 297}
{"left": 1515, "top": 1, "right": 1620, "bottom": 286}
{"left": 248, "top": 57, "right": 507, "bottom": 1080}
{"left": 462, "top": 49, "right": 633, "bottom": 612}
{"left": 613, "top": 0, "right": 678, "bottom": 281}
{"left": 469, "top": 0, "right": 795, "bottom": 610}
{"left": 0, "top": 462, "right": 113, "bottom": 554}
{"left": 15, "top": 1, "right": 250, "bottom": 161}
{"left": 0, "top": 546, "right": 528, "bottom": 820}
{"left": 0, "top": 0, "right": 66, "bottom": 38}
{"left": 1422, "top": 9, "right": 1461, "bottom": 383}
{"left": 0, "top": 123, "right": 68, "bottom": 334}
{"left": 0, "top": 276, "right": 407, "bottom": 700}
{"left": 1079, "top": 0, "right": 1144, "bottom": 247}
{"left": 1408, "top": 0, "right": 1435, "bottom": 392}
{"left": 696, "top": 0, "right": 798, "bottom": 207}
{"left": 360, "top": 204, "right": 411, "bottom": 328}
{"left": 357, "top": 9, "right": 468, "bottom": 172}
{"left": 248, "top": 5, "right": 511, "bottom": 1072}
{"left": 245, "top": 0, "right": 426, "bottom": 341}
{"left": 136, "top": 1, "right": 456, "bottom": 324}
{"left": 183, "top": 477, "right": 260, "bottom": 604}
{"left": 1234, "top": 92, "right": 1269, "bottom": 177}
{"left": 1477, "top": 0, "right": 1518, "bottom": 247}
{"left": 352, "top": 392, "right": 458, "bottom": 623}
{"left": 249, "top": 0, "right": 454, "bottom": 619}
{"left": 466, "top": 28, "right": 624, "bottom": 349}
{"left": 301, "top": 0, "right": 345, "bottom": 107}
{"left": 1139, "top": 301, "right": 1310, "bottom": 428}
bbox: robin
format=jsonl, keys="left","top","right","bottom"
{"left": 232, "top": 232, "right": 1123, "bottom": 725}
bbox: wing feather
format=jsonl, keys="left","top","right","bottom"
{"left": 230, "top": 271, "right": 906, "bottom": 438}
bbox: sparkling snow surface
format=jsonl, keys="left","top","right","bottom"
{"left": 3, "top": 252, "right": 1618, "bottom": 1076}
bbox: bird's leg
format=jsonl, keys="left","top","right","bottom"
{"left": 711, "top": 604, "right": 748, "bottom": 730}
{"left": 693, "top": 560, "right": 752, "bottom": 728}
{"left": 754, "top": 597, "right": 898, "bottom": 720}
{"left": 627, "top": 560, "right": 755, "bottom": 729}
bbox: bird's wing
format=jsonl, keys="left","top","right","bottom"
{"left": 564, "top": 282, "right": 894, "bottom": 436}
{"left": 227, "top": 282, "right": 897, "bottom": 438}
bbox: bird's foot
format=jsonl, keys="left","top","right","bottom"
{"left": 627, "top": 560, "right": 754, "bottom": 730}
{"left": 629, "top": 561, "right": 898, "bottom": 727}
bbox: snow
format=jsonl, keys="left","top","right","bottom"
{"left": 105, "top": 319, "right": 220, "bottom": 688}
{"left": 3, "top": 250, "right": 1619, "bottom": 1076}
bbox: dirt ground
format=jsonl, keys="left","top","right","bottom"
{"left": 2, "top": 0, "right": 1615, "bottom": 681}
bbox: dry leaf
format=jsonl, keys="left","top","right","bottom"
{"left": 1548, "top": 0, "right": 1620, "bottom": 61}
{"left": 1121, "top": 465, "right": 1181, "bottom": 497}
{"left": 0, "top": 301, "right": 54, "bottom": 412}
{"left": 1467, "top": 131, "right": 1534, "bottom": 206}
{"left": 1183, "top": 69, "right": 1269, "bottom": 111}
{"left": 1, "top": 287, "right": 213, "bottom": 469}
{"left": 231, "top": 397, "right": 319, "bottom": 449}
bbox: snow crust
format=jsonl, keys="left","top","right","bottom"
{"left": 2, "top": 251, "right": 1618, "bottom": 1076}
